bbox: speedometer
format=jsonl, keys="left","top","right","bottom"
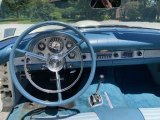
{"left": 48, "top": 37, "right": 64, "bottom": 53}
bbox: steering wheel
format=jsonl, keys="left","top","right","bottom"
{"left": 9, "top": 21, "right": 96, "bottom": 106}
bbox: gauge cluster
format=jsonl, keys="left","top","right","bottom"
{"left": 32, "top": 34, "right": 81, "bottom": 61}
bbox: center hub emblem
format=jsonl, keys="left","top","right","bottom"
{"left": 46, "top": 55, "right": 64, "bottom": 72}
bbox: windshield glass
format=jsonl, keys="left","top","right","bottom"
{"left": 0, "top": 0, "right": 160, "bottom": 40}
{"left": 1, "top": 0, "right": 159, "bottom": 23}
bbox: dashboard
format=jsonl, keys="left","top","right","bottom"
{"left": 1, "top": 27, "right": 160, "bottom": 70}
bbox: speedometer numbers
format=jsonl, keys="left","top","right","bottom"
{"left": 48, "top": 37, "right": 64, "bottom": 53}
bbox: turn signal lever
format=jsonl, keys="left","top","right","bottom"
{"left": 88, "top": 74, "right": 104, "bottom": 107}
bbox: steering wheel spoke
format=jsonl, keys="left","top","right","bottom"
{"left": 16, "top": 48, "right": 47, "bottom": 61}
{"left": 55, "top": 71, "right": 62, "bottom": 101}
{"left": 61, "top": 40, "right": 84, "bottom": 59}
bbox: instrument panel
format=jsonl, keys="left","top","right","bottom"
{"left": 13, "top": 33, "right": 160, "bottom": 71}
{"left": 32, "top": 34, "right": 81, "bottom": 61}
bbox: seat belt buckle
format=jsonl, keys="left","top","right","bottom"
{"left": 88, "top": 93, "right": 103, "bottom": 108}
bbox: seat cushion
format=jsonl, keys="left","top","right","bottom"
{"left": 139, "top": 108, "right": 160, "bottom": 120}
{"left": 63, "top": 108, "right": 144, "bottom": 120}
{"left": 62, "top": 112, "right": 99, "bottom": 120}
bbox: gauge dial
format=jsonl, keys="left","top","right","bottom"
{"left": 68, "top": 51, "right": 76, "bottom": 59}
{"left": 38, "top": 42, "right": 46, "bottom": 51}
{"left": 48, "top": 37, "right": 64, "bottom": 53}
{"left": 66, "top": 41, "right": 74, "bottom": 49}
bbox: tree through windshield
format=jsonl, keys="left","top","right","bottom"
{"left": 0, "top": 0, "right": 160, "bottom": 24}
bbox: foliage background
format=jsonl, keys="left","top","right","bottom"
{"left": 0, "top": 0, "right": 160, "bottom": 23}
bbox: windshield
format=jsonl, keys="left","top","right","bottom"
{"left": 0, "top": 0, "right": 160, "bottom": 40}
{"left": 1, "top": 0, "right": 159, "bottom": 23}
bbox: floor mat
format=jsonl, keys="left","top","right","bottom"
{"left": 114, "top": 65, "right": 160, "bottom": 108}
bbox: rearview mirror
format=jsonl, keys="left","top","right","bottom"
{"left": 90, "top": 0, "right": 121, "bottom": 9}
{"left": 0, "top": 0, "right": 2, "bottom": 7}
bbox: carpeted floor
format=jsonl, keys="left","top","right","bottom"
{"left": 74, "top": 65, "right": 160, "bottom": 112}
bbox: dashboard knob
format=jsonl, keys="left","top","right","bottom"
{"left": 113, "top": 53, "right": 119, "bottom": 58}
{"left": 99, "top": 74, "right": 104, "bottom": 80}
{"left": 41, "top": 65, "right": 46, "bottom": 70}
{"left": 82, "top": 54, "right": 86, "bottom": 59}
{"left": 137, "top": 51, "right": 142, "bottom": 56}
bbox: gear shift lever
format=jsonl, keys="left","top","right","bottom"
{"left": 96, "top": 74, "right": 104, "bottom": 93}
{"left": 88, "top": 74, "right": 104, "bottom": 107}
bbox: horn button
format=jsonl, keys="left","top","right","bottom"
{"left": 47, "top": 55, "right": 64, "bottom": 72}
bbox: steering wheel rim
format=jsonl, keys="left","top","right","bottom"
{"left": 9, "top": 21, "right": 96, "bottom": 106}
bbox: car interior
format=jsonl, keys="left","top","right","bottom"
{"left": 1, "top": 0, "right": 160, "bottom": 120}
